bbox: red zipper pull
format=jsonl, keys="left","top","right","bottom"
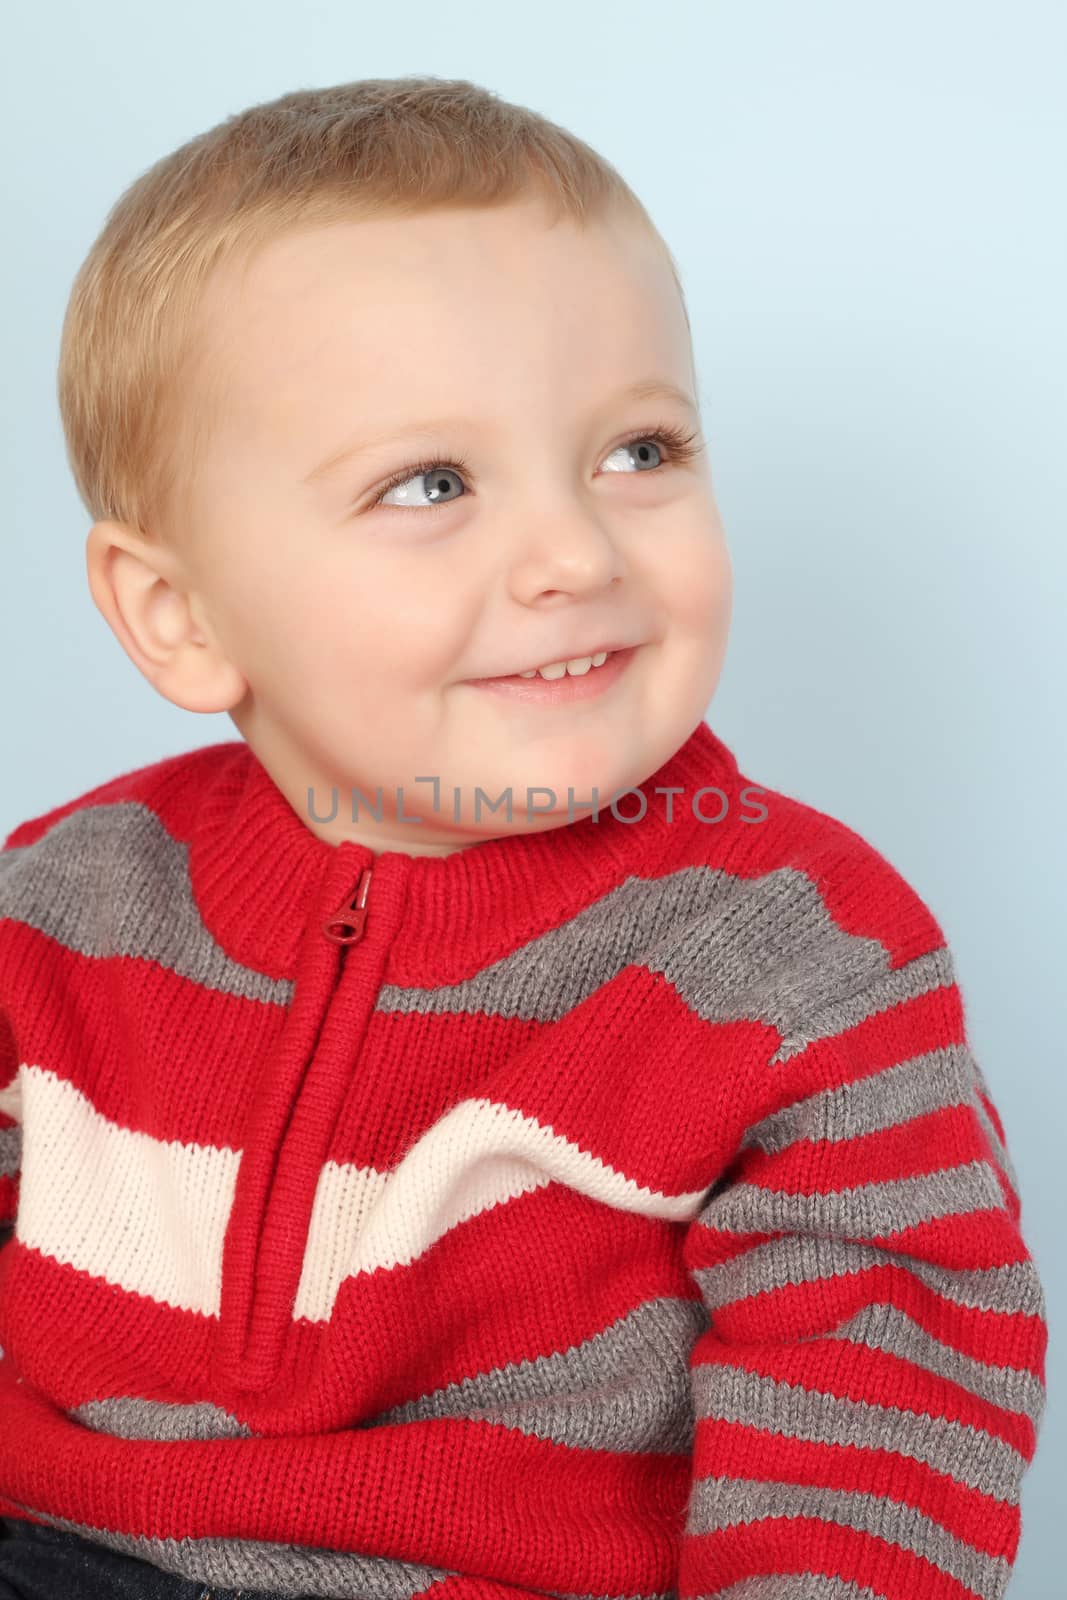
{"left": 322, "top": 867, "right": 373, "bottom": 945}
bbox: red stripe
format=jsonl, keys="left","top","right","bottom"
{"left": 690, "top": 1420, "right": 1021, "bottom": 1556}
{"left": 740, "top": 1103, "right": 1007, "bottom": 1190}
{"left": 690, "top": 1336, "right": 1037, "bottom": 1457}
{"left": 692, "top": 1249, "right": 1045, "bottom": 1387}
{"left": 680, "top": 1515, "right": 1009, "bottom": 1600}
{"left": 3, "top": 1197, "right": 702, "bottom": 1414}
{"left": 0, "top": 1353, "right": 689, "bottom": 1592}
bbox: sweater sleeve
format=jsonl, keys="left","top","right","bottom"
{"left": 0, "top": 1011, "right": 16, "bottom": 1252}
{"left": 0, "top": 838, "right": 21, "bottom": 1252}
{"left": 679, "top": 940, "right": 1048, "bottom": 1600}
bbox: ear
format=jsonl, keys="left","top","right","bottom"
{"left": 84, "top": 520, "right": 248, "bottom": 715}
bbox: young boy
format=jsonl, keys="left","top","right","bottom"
{"left": 0, "top": 76, "right": 1047, "bottom": 1600}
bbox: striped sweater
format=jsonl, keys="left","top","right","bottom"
{"left": 0, "top": 719, "right": 1047, "bottom": 1600}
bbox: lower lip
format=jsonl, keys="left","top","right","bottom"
{"left": 465, "top": 646, "right": 639, "bottom": 703}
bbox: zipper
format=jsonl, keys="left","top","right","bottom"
{"left": 321, "top": 866, "right": 373, "bottom": 945}
{"left": 216, "top": 859, "right": 385, "bottom": 1393}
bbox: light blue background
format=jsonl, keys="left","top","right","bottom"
{"left": 2, "top": 2, "right": 1063, "bottom": 1592}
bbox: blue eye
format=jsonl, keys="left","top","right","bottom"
{"left": 601, "top": 436, "right": 668, "bottom": 474}
{"left": 368, "top": 421, "right": 703, "bottom": 513}
{"left": 377, "top": 465, "right": 466, "bottom": 510}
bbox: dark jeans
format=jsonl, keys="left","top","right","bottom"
{"left": 0, "top": 1517, "right": 292, "bottom": 1600}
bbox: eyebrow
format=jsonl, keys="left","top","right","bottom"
{"left": 301, "top": 378, "right": 699, "bottom": 486}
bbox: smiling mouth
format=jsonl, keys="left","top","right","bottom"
{"left": 463, "top": 645, "right": 640, "bottom": 701}
{"left": 469, "top": 641, "right": 639, "bottom": 683}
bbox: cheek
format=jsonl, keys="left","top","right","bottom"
{"left": 234, "top": 570, "right": 329, "bottom": 672}
{"left": 241, "top": 547, "right": 476, "bottom": 696}
{"left": 350, "top": 546, "right": 486, "bottom": 679}
{"left": 201, "top": 545, "right": 351, "bottom": 692}
{"left": 657, "top": 524, "right": 733, "bottom": 637}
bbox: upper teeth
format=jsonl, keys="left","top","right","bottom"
{"left": 519, "top": 650, "right": 611, "bottom": 680}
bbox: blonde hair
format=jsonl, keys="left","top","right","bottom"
{"left": 57, "top": 75, "right": 690, "bottom": 542}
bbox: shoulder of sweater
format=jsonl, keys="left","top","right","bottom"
{"left": 653, "top": 763, "right": 959, "bottom": 1079}
{"left": 680, "top": 757, "right": 949, "bottom": 974}
{"left": 0, "top": 743, "right": 244, "bottom": 922}
{"left": 1, "top": 741, "right": 243, "bottom": 854}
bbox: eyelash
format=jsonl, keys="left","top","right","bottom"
{"left": 366, "top": 420, "right": 704, "bottom": 512}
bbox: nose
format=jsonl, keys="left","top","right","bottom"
{"left": 506, "top": 505, "right": 626, "bottom": 605}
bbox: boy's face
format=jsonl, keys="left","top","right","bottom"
{"left": 92, "top": 195, "right": 732, "bottom": 854}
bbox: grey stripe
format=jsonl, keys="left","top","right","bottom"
{"left": 0, "top": 805, "right": 292, "bottom": 1006}
{"left": 827, "top": 1302, "right": 1046, "bottom": 1426}
{"left": 693, "top": 1228, "right": 1045, "bottom": 1427}
{"left": 68, "top": 1295, "right": 710, "bottom": 1457}
{"left": 385, "top": 862, "right": 910, "bottom": 1035}
{"left": 70, "top": 1396, "right": 255, "bottom": 1440}
{"left": 962, "top": 1051, "right": 1019, "bottom": 1189}
{"left": 768, "top": 946, "right": 959, "bottom": 1065}
{"left": 699, "top": 1158, "right": 1008, "bottom": 1240}
{"left": 741, "top": 1042, "right": 1020, "bottom": 1193}
{"left": 742, "top": 1045, "right": 983, "bottom": 1152}
{"left": 7, "top": 1499, "right": 673, "bottom": 1600}
{"left": 2, "top": 806, "right": 951, "bottom": 1054}
{"left": 708, "top": 1579, "right": 893, "bottom": 1600}
{"left": 687, "top": 1478, "right": 1010, "bottom": 1600}
{"left": 4, "top": 1500, "right": 451, "bottom": 1598}
{"left": 971, "top": 1091, "right": 1020, "bottom": 1195}
{"left": 366, "top": 1294, "right": 709, "bottom": 1454}
{"left": 652, "top": 868, "right": 906, "bottom": 1032}
{"left": 689, "top": 1364, "right": 1027, "bottom": 1505}
{"left": 0, "top": 1121, "right": 19, "bottom": 1179}
{"left": 692, "top": 1236, "right": 1047, "bottom": 1320}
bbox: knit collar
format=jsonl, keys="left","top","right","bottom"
{"left": 188, "top": 718, "right": 739, "bottom": 982}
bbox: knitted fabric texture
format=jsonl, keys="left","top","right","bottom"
{"left": 0, "top": 719, "right": 1048, "bottom": 1599}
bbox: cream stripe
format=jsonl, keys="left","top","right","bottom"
{"left": 15, "top": 1065, "right": 239, "bottom": 1315}
{"left": 296, "top": 1096, "right": 706, "bottom": 1320}
{"left": 13, "top": 1065, "right": 706, "bottom": 1320}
